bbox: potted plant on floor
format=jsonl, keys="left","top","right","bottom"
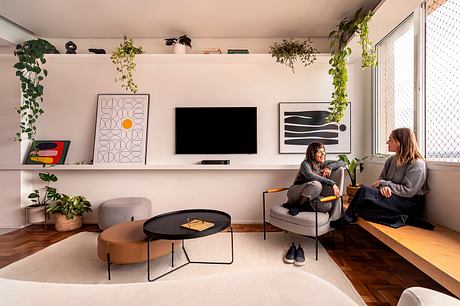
{"left": 46, "top": 194, "right": 92, "bottom": 231}
{"left": 27, "top": 172, "right": 61, "bottom": 225}
{"left": 165, "top": 35, "right": 192, "bottom": 54}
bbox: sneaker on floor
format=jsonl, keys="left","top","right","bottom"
{"left": 294, "top": 244, "right": 306, "bottom": 266}
{"left": 284, "top": 242, "right": 296, "bottom": 264}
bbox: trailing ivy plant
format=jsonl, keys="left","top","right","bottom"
{"left": 13, "top": 38, "right": 59, "bottom": 141}
{"left": 111, "top": 35, "right": 143, "bottom": 93}
{"left": 270, "top": 38, "right": 318, "bottom": 73}
{"left": 328, "top": 8, "right": 377, "bottom": 122}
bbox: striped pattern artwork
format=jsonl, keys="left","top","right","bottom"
{"left": 279, "top": 102, "right": 351, "bottom": 153}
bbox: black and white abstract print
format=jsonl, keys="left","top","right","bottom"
{"left": 279, "top": 102, "right": 351, "bottom": 153}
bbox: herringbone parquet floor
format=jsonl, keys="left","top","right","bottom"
{"left": 0, "top": 223, "right": 453, "bottom": 305}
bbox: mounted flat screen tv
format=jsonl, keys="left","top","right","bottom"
{"left": 175, "top": 107, "right": 257, "bottom": 154}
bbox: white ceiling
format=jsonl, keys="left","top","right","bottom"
{"left": 0, "top": 0, "right": 381, "bottom": 44}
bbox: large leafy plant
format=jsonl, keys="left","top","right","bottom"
{"left": 111, "top": 35, "right": 143, "bottom": 93}
{"left": 28, "top": 172, "right": 61, "bottom": 205}
{"left": 13, "top": 38, "right": 59, "bottom": 141}
{"left": 270, "top": 38, "right": 317, "bottom": 73}
{"left": 328, "top": 8, "right": 377, "bottom": 122}
{"left": 46, "top": 194, "right": 92, "bottom": 220}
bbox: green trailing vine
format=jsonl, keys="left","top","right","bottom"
{"left": 328, "top": 8, "right": 377, "bottom": 122}
{"left": 13, "top": 38, "right": 59, "bottom": 141}
{"left": 111, "top": 36, "right": 143, "bottom": 93}
{"left": 270, "top": 38, "right": 317, "bottom": 73}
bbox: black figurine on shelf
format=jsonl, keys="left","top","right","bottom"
{"left": 89, "top": 48, "right": 106, "bottom": 54}
{"left": 65, "top": 41, "right": 77, "bottom": 54}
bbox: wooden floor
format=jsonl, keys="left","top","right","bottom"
{"left": 0, "top": 224, "right": 453, "bottom": 306}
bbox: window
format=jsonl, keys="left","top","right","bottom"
{"left": 375, "top": 16, "right": 414, "bottom": 153}
{"left": 425, "top": 0, "right": 460, "bottom": 161}
{"left": 374, "top": 0, "right": 460, "bottom": 162}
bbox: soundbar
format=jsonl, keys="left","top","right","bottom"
{"left": 201, "top": 160, "right": 230, "bottom": 165}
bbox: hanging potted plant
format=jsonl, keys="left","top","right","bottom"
{"left": 165, "top": 35, "right": 192, "bottom": 54}
{"left": 328, "top": 8, "right": 377, "bottom": 123}
{"left": 46, "top": 194, "right": 92, "bottom": 231}
{"left": 111, "top": 35, "right": 143, "bottom": 93}
{"left": 270, "top": 38, "right": 318, "bottom": 73}
{"left": 13, "top": 38, "right": 59, "bottom": 141}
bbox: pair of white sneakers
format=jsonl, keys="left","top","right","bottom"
{"left": 283, "top": 242, "right": 306, "bottom": 266}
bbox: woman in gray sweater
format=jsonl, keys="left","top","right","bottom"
{"left": 332, "top": 128, "right": 429, "bottom": 228}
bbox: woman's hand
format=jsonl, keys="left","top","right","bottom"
{"left": 322, "top": 167, "right": 332, "bottom": 178}
{"left": 379, "top": 186, "right": 392, "bottom": 198}
{"left": 332, "top": 184, "right": 341, "bottom": 197}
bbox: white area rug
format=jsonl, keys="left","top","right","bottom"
{"left": 0, "top": 232, "right": 365, "bottom": 305}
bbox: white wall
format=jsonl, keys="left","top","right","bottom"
{"left": 0, "top": 51, "right": 368, "bottom": 227}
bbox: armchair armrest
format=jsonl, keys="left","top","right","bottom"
{"left": 265, "top": 187, "right": 289, "bottom": 193}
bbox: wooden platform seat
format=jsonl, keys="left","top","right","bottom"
{"left": 97, "top": 220, "right": 177, "bottom": 279}
{"left": 356, "top": 218, "right": 460, "bottom": 298}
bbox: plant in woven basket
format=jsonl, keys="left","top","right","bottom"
{"left": 13, "top": 38, "right": 59, "bottom": 141}
{"left": 46, "top": 194, "right": 92, "bottom": 220}
{"left": 111, "top": 35, "right": 143, "bottom": 93}
{"left": 328, "top": 7, "right": 377, "bottom": 123}
{"left": 270, "top": 38, "right": 317, "bottom": 73}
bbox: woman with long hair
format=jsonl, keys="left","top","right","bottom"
{"left": 331, "top": 128, "right": 429, "bottom": 228}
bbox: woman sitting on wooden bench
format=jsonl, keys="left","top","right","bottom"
{"left": 331, "top": 128, "right": 431, "bottom": 229}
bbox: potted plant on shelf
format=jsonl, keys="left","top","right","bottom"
{"left": 111, "top": 35, "right": 143, "bottom": 93}
{"left": 165, "top": 35, "right": 192, "bottom": 54}
{"left": 270, "top": 38, "right": 317, "bottom": 73}
{"left": 13, "top": 38, "right": 59, "bottom": 141}
{"left": 46, "top": 194, "right": 92, "bottom": 231}
{"left": 27, "top": 172, "right": 61, "bottom": 224}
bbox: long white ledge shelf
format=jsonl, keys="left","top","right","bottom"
{"left": 0, "top": 164, "right": 299, "bottom": 171}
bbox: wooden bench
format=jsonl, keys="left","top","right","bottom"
{"left": 356, "top": 218, "right": 460, "bottom": 298}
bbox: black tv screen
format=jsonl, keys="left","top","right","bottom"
{"left": 175, "top": 107, "right": 257, "bottom": 154}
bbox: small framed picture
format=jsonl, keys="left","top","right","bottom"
{"left": 24, "top": 140, "right": 71, "bottom": 165}
{"left": 279, "top": 102, "right": 351, "bottom": 154}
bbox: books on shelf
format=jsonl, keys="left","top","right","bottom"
{"left": 227, "top": 49, "right": 249, "bottom": 54}
{"left": 203, "top": 48, "right": 222, "bottom": 54}
{"left": 181, "top": 219, "right": 214, "bottom": 231}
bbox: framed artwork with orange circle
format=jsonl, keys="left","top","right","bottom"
{"left": 93, "top": 94, "right": 150, "bottom": 164}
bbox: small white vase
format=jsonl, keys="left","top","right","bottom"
{"left": 174, "top": 44, "right": 186, "bottom": 54}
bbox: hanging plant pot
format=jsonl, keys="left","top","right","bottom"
{"left": 174, "top": 44, "right": 186, "bottom": 54}
{"left": 55, "top": 214, "right": 82, "bottom": 231}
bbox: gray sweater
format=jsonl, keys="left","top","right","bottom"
{"left": 293, "top": 159, "right": 345, "bottom": 187}
{"left": 378, "top": 155, "right": 429, "bottom": 197}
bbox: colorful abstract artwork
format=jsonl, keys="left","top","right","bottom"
{"left": 279, "top": 102, "right": 351, "bottom": 154}
{"left": 93, "top": 94, "right": 150, "bottom": 164}
{"left": 24, "top": 140, "right": 70, "bottom": 165}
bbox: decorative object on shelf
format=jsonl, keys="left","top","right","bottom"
{"left": 270, "top": 38, "right": 317, "bottom": 73}
{"left": 65, "top": 41, "right": 77, "bottom": 54}
{"left": 165, "top": 35, "right": 192, "bottom": 54}
{"left": 111, "top": 35, "right": 143, "bottom": 93}
{"left": 227, "top": 49, "right": 249, "bottom": 54}
{"left": 328, "top": 7, "right": 377, "bottom": 123}
{"left": 47, "top": 194, "right": 92, "bottom": 231}
{"left": 27, "top": 172, "right": 61, "bottom": 226}
{"left": 278, "top": 102, "right": 350, "bottom": 154}
{"left": 13, "top": 38, "right": 59, "bottom": 141}
{"left": 93, "top": 94, "right": 150, "bottom": 165}
{"left": 338, "top": 153, "right": 388, "bottom": 204}
{"left": 24, "top": 140, "right": 70, "bottom": 165}
{"left": 202, "top": 48, "right": 222, "bottom": 54}
{"left": 89, "top": 48, "right": 106, "bottom": 54}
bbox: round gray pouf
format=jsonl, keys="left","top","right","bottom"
{"left": 98, "top": 197, "right": 152, "bottom": 230}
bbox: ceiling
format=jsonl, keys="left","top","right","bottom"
{"left": 0, "top": 0, "right": 381, "bottom": 46}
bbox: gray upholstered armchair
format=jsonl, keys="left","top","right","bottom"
{"left": 263, "top": 167, "right": 345, "bottom": 260}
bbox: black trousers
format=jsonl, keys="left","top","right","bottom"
{"left": 343, "top": 185, "right": 424, "bottom": 228}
